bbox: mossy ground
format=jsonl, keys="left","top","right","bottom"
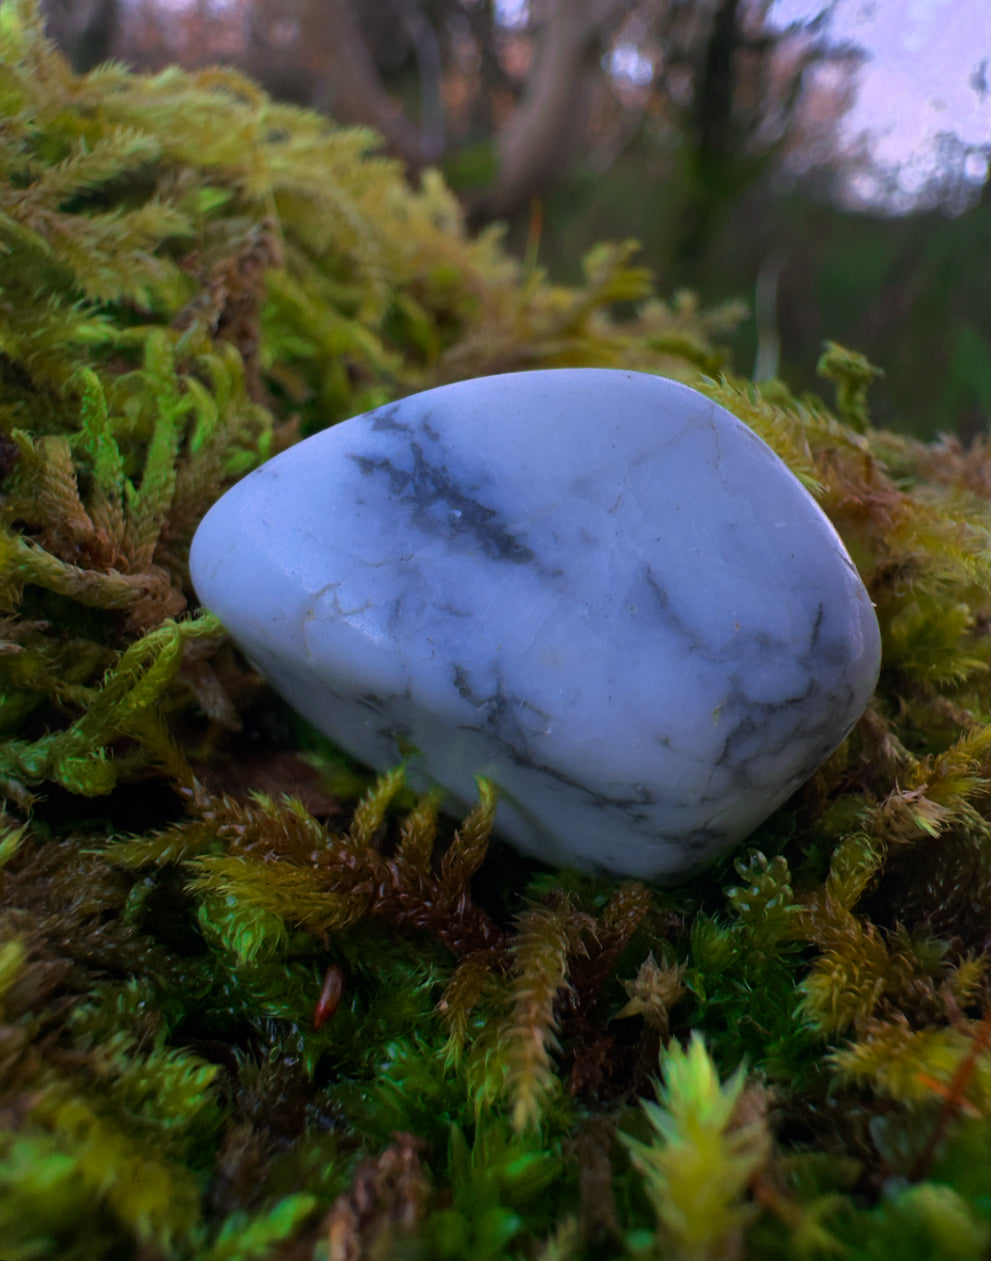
{"left": 3, "top": 4, "right": 991, "bottom": 1258}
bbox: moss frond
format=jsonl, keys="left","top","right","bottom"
{"left": 726, "top": 851, "right": 802, "bottom": 950}
{"left": 440, "top": 947, "right": 505, "bottom": 1065}
{"left": 440, "top": 775, "right": 497, "bottom": 895}
{"left": 504, "top": 895, "right": 594, "bottom": 1132}
{"left": 0, "top": 934, "right": 27, "bottom": 1019}
{"left": 833, "top": 1018, "right": 991, "bottom": 1112}
{"left": 347, "top": 763, "right": 408, "bottom": 848}
{"left": 179, "top": 773, "right": 506, "bottom": 962}
{"left": 1, "top": 612, "right": 219, "bottom": 796}
{"left": 817, "top": 341, "right": 884, "bottom": 432}
{"left": 615, "top": 953, "right": 686, "bottom": 1036}
{"left": 199, "top": 1195, "right": 319, "bottom": 1261}
{"left": 322, "top": 1132, "right": 430, "bottom": 1260}
{"left": 799, "top": 917, "right": 944, "bottom": 1040}
{"left": 429, "top": 1117, "right": 566, "bottom": 1256}
{"left": 15, "top": 1091, "right": 204, "bottom": 1248}
{"left": 0, "top": 807, "right": 28, "bottom": 869}
{"left": 395, "top": 788, "right": 442, "bottom": 874}
{"left": 622, "top": 1033, "right": 771, "bottom": 1261}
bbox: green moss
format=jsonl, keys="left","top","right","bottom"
{"left": 621, "top": 1033, "right": 771, "bottom": 1259}
{"left": 4, "top": 2, "right": 991, "bottom": 1257}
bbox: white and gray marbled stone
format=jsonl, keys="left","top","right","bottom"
{"left": 190, "top": 369, "right": 881, "bottom": 879}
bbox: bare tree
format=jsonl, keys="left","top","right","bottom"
{"left": 60, "top": 0, "right": 859, "bottom": 237}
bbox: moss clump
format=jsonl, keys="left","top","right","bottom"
{"left": 3, "top": 3, "right": 991, "bottom": 1257}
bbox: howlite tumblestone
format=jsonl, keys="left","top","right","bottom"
{"left": 190, "top": 369, "right": 881, "bottom": 878}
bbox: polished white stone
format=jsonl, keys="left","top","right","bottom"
{"left": 190, "top": 369, "right": 881, "bottom": 879}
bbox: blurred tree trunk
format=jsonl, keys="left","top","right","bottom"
{"left": 312, "top": 0, "right": 444, "bottom": 168}
{"left": 42, "top": 0, "right": 119, "bottom": 71}
{"left": 671, "top": 0, "right": 834, "bottom": 275}
{"left": 483, "top": 0, "right": 622, "bottom": 217}
{"left": 677, "top": 0, "right": 746, "bottom": 267}
{"left": 309, "top": 0, "right": 622, "bottom": 219}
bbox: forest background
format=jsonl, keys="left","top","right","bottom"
{"left": 42, "top": 0, "right": 991, "bottom": 440}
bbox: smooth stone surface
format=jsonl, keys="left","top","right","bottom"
{"left": 190, "top": 369, "right": 881, "bottom": 879}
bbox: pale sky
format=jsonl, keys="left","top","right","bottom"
{"left": 771, "top": 0, "right": 991, "bottom": 210}
{"left": 506, "top": 0, "right": 991, "bottom": 211}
